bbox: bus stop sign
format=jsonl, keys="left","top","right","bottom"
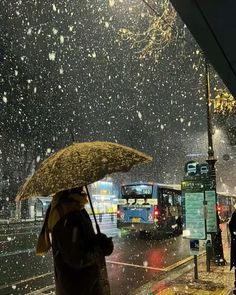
{"left": 190, "top": 239, "right": 200, "bottom": 255}
{"left": 182, "top": 180, "right": 206, "bottom": 240}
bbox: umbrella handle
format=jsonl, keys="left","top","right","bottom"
{"left": 85, "top": 186, "right": 101, "bottom": 234}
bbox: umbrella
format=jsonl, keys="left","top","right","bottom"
{"left": 16, "top": 141, "right": 152, "bottom": 201}
{"left": 16, "top": 141, "right": 152, "bottom": 233}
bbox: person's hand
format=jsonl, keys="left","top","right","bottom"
{"left": 95, "top": 233, "right": 114, "bottom": 256}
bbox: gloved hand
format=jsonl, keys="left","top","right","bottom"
{"left": 94, "top": 233, "right": 114, "bottom": 256}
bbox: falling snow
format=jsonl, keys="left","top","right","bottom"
{"left": 1, "top": 0, "right": 236, "bottom": 293}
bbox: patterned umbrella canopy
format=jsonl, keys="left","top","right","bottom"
{"left": 16, "top": 141, "right": 152, "bottom": 201}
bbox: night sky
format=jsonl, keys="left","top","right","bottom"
{"left": 1, "top": 0, "right": 235, "bottom": 199}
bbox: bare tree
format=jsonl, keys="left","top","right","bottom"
{"left": 116, "top": 0, "right": 177, "bottom": 62}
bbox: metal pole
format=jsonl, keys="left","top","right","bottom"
{"left": 194, "top": 255, "right": 198, "bottom": 280}
{"left": 15, "top": 202, "right": 21, "bottom": 220}
{"left": 234, "top": 268, "right": 236, "bottom": 295}
{"left": 205, "top": 60, "right": 214, "bottom": 160}
{"left": 205, "top": 58, "right": 225, "bottom": 265}
{"left": 85, "top": 185, "right": 101, "bottom": 234}
{"left": 70, "top": 129, "right": 75, "bottom": 143}
{"left": 206, "top": 240, "right": 211, "bottom": 272}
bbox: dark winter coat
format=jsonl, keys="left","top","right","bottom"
{"left": 229, "top": 211, "right": 236, "bottom": 270}
{"left": 51, "top": 208, "right": 112, "bottom": 295}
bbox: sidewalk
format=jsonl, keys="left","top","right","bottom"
{"left": 136, "top": 224, "right": 235, "bottom": 295}
{"left": 153, "top": 255, "right": 234, "bottom": 295}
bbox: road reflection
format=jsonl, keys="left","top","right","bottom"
{"left": 106, "top": 233, "right": 190, "bottom": 295}
{"left": 0, "top": 218, "right": 191, "bottom": 295}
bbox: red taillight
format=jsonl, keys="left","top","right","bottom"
{"left": 217, "top": 204, "right": 222, "bottom": 213}
{"left": 117, "top": 207, "right": 121, "bottom": 218}
{"left": 153, "top": 205, "right": 159, "bottom": 219}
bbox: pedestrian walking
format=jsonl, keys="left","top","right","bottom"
{"left": 36, "top": 187, "right": 114, "bottom": 295}
{"left": 229, "top": 209, "right": 236, "bottom": 294}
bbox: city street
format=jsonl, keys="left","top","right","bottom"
{"left": 0, "top": 216, "right": 193, "bottom": 295}
{"left": 2, "top": 0, "right": 236, "bottom": 294}
{"left": 107, "top": 231, "right": 191, "bottom": 295}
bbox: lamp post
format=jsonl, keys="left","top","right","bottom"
{"left": 205, "top": 59, "right": 226, "bottom": 265}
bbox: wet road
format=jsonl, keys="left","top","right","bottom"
{"left": 0, "top": 216, "right": 191, "bottom": 295}
{"left": 107, "top": 232, "right": 190, "bottom": 295}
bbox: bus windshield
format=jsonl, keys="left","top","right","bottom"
{"left": 121, "top": 184, "right": 153, "bottom": 198}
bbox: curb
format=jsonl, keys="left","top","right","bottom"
{"left": 132, "top": 251, "right": 234, "bottom": 295}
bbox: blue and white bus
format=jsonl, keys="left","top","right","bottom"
{"left": 117, "top": 182, "right": 182, "bottom": 236}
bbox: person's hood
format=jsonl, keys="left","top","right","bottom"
{"left": 48, "top": 192, "right": 86, "bottom": 231}
{"left": 36, "top": 191, "right": 87, "bottom": 256}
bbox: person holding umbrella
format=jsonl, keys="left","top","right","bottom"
{"left": 16, "top": 141, "right": 152, "bottom": 295}
{"left": 36, "top": 186, "right": 113, "bottom": 295}
{"left": 229, "top": 208, "right": 236, "bottom": 294}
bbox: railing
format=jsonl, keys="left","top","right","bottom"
{"left": 0, "top": 213, "right": 117, "bottom": 229}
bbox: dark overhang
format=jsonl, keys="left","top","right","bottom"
{"left": 170, "top": 0, "right": 236, "bottom": 98}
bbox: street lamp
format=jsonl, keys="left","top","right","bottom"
{"left": 205, "top": 59, "right": 225, "bottom": 265}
